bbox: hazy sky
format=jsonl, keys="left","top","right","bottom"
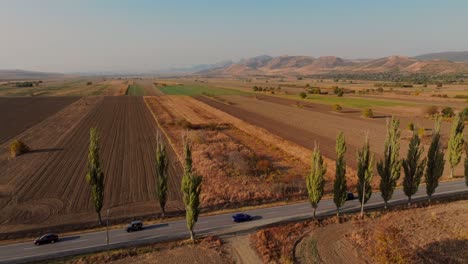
{"left": 1, "top": 0, "right": 467, "bottom": 73}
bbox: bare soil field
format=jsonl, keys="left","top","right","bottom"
{"left": 196, "top": 94, "right": 462, "bottom": 178}
{"left": 144, "top": 95, "right": 309, "bottom": 208}
{"left": 0, "top": 97, "right": 79, "bottom": 144}
{"left": 0, "top": 97, "right": 183, "bottom": 237}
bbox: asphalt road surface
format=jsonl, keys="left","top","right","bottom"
{"left": 0, "top": 180, "right": 466, "bottom": 263}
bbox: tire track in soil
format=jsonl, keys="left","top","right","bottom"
{"left": 1, "top": 97, "right": 183, "bottom": 229}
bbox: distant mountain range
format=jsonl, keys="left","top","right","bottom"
{"left": 0, "top": 69, "right": 63, "bottom": 81}
{"left": 414, "top": 51, "right": 468, "bottom": 62}
{"left": 196, "top": 52, "right": 468, "bottom": 76}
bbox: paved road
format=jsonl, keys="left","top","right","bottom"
{"left": 1, "top": 180, "right": 466, "bottom": 263}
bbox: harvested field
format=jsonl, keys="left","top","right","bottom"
{"left": 197, "top": 94, "right": 460, "bottom": 178}
{"left": 0, "top": 97, "right": 183, "bottom": 236}
{"left": 144, "top": 95, "right": 309, "bottom": 208}
{"left": 0, "top": 97, "right": 79, "bottom": 144}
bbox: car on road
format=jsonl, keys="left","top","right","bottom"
{"left": 34, "top": 234, "right": 59, "bottom": 246}
{"left": 126, "top": 220, "right": 143, "bottom": 232}
{"left": 346, "top": 192, "right": 355, "bottom": 201}
{"left": 232, "top": 213, "right": 252, "bottom": 223}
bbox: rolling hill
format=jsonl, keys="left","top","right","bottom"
{"left": 0, "top": 70, "right": 63, "bottom": 81}
{"left": 414, "top": 51, "right": 468, "bottom": 62}
{"left": 197, "top": 55, "right": 468, "bottom": 76}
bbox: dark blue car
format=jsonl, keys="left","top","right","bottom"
{"left": 232, "top": 213, "right": 252, "bottom": 223}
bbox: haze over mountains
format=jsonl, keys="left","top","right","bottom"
{"left": 198, "top": 51, "right": 468, "bottom": 76}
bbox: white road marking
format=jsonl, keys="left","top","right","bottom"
{"left": 70, "top": 239, "right": 88, "bottom": 243}
{"left": 23, "top": 247, "right": 37, "bottom": 250}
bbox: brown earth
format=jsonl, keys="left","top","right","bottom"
{"left": 144, "top": 95, "right": 309, "bottom": 209}
{"left": 197, "top": 94, "right": 461, "bottom": 179}
{"left": 0, "top": 97, "right": 79, "bottom": 144}
{"left": 0, "top": 97, "right": 183, "bottom": 238}
{"left": 295, "top": 199, "right": 468, "bottom": 264}
{"left": 52, "top": 236, "right": 231, "bottom": 264}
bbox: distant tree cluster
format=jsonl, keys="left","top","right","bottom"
{"left": 15, "top": 81, "right": 42, "bottom": 87}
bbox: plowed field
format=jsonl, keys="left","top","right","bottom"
{"left": 0, "top": 97, "right": 79, "bottom": 144}
{"left": 0, "top": 97, "right": 182, "bottom": 236}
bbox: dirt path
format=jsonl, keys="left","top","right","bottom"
{"left": 225, "top": 235, "right": 262, "bottom": 264}
{"left": 295, "top": 222, "right": 370, "bottom": 264}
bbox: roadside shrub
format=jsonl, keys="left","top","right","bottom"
{"left": 461, "top": 108, "right": 468, "bottom": 121}
{"left": 252, "top": 86, "right": 259, "bottom": 91}
{"left": 86, "top": 81, "right": 93, "bottom": 86}
{"left": 453, "top": 95, "right": 468, "bottom": 99}
{"left": 299, "top": 92, "right": 307, "bottom": 99}
{"left": 377, "top": 87, "right": 384, "bottom": 93}
{"left": 441, "top": 107, "right": 454, "bottom": 118}
{"left": 436, "top": 82, "right": 443, "bottom": 88}
{"left": 407, "top": 122, "right": 415, "bottom": 131}
{"left": 362, "top": 108, "right": 374, "bottom": 118}
{"left": 418, "top": 127, "right": 425, "bottom": 138}
{"left": 9, "top": 140, "right": 30, "bottom": 158}
{"left": 332, "top": 104, "right": 343, "bottom": 112}
{"left": 425, "top": 105, "right": 438, "bottom": 116}
{"left": 256, "top": 159, "right": 272, "bottom": 177}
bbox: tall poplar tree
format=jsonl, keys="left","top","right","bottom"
{"left": 377, "top": 118, "right": 401, "bottom": 209}
{"left": 402, "top": 133, "right": 427, "bottom": 205}
{"left": 357, "top": 135, "right": 374, "bottom": 218}
{"left": 447, "top": 113, "right": 465, "bottom": 178}
{"left": 425, "top": 117, "right": 445, "bottom": 202}
{"left": 333, "top": 132, "right": 347, "bottom": 216}
{"left": 181, "top": 140, "right": 202, "bottom": 241}
{"left": 86, "top": 127, "right": 105, "bottom": 225}
{"left": 155, "top": 134, "right": 169, "bottom": 217}
{"left": 306, "top": 144, "right": 326, "bottom": 219}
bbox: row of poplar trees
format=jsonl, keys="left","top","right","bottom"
{"left": 85, "top": 129, "right": 202, "bottom": 241}
{"left": 306, "top": 113, "right": 466, "bottom": 218}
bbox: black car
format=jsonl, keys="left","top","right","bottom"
{"left": 126, "top": 220, "right": 143, "bottom": 232}
{"left": 34, "top": 233, "right": 59, "bottom": 245}
{"left": 232, "top": 213, "right": 252, "bottom": 223}
{"left": 346, "top": 192, "right": 355, "bottom": 201}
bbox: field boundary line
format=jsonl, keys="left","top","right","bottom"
{"left": 192, "top": 96, "right": 354, "bottom": 176}
{"left": 143, "top": 96, "right": 183, "bottom": 163}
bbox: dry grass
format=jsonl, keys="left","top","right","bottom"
{"left": 144, "top": 96, "right": 309, "bottom": 208}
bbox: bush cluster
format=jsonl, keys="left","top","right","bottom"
{"left": 9, "top": 140, "right": 30, "bottom": 158}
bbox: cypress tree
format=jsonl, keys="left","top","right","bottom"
{"left": 306, "top": 144, "right": 326, "bottom": 219}
{"left": 447, "top": 113, "right": 465, "bottom": 178}
{"left": 333, "top": 132, "right": 347, "bottom": 216}
{"left": 181, "top": 140, "right": 202, "bottom": 241}
{"left": 86, "top": 127, "right": 105, "bottom": 225}
{"left": 425, "top": 117, "right": 445, "bottom": 202}
{"left": 402, "top": 133, "right": 427, "bottom": 205}
{"left": 155, "top": 134, "right": 169, "bottom": 217}
{"left": 377, "top": 118, "right": 401, "bottom": 209}
{"left": 357, "top": 135, "right": 374, "bottom": 218}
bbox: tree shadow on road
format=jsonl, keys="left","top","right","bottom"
{"left": 143, "top": 223, "right": 169, "bottom": 231}
{"left": 59, "top": 235, "right": 81, "bottom": 242}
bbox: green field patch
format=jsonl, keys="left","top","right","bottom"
{"left": 126, "top": 84, "right": 145, "bottom": 96}
{"left": 284, "top": 94, "right": 416, "bottom": 108}
{"left": 158, "top": 84, "right": 247, "bottom": 96}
